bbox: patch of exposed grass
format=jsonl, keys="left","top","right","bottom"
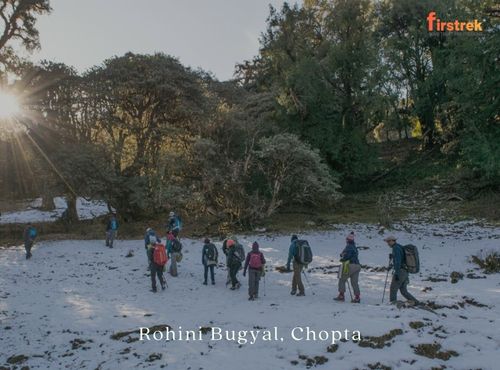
{"left": 414, "top": 343, "right": 458, "bottom": 360}
{"left": 471, "top": 252, "right": 500, "bottom": 274}
{"left": 358, "top": 329, "right": 403, "bottom": 349}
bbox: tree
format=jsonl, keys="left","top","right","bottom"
{"left": 85, "top": 53, "right": 208, "bottom": 216}
{"left": 0, "top": 0, "right": 51, "bottom": 72}
{"left": 237, "top": 0, "right": 381, "bottom": 182}
{"left": 256, "top": 133, "right": 341, "bottom": 216}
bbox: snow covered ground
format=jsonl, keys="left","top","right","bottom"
{"left": 0, "top": 197, "right": 109, "bottom": 224}
{"left": 0, "top": 222, "right": 499, "bottom": 369}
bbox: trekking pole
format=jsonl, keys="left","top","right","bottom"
{"left": 381, "top": 268, "right": 390, "bottom": 303}
{"left": 382, "top": 253, "right": 393, "bottom": 303}
{"left": 346, "top": 280, "right": 353, "bottom": 301}
{"left": 263, "top": 274, "right": 266, "bottom": 297}
{"left": 302, "top": 270, "right": 315, "bottom": 295}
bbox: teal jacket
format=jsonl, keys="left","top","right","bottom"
{"left": 391, "top": 243, "right": 405, "bottom": 277}
{"left": 286, "top": 241, "right": 298, "bottom": 269}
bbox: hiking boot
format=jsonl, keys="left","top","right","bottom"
{"left": 407, "top": 300, "right": 418, "bottom": 307}
{"left": 352, "top": 295, "right": 360, "bottom": 303}
{"left": 296, "top": 292, "right": 305, "bottom": 296}
{"left": 211, "top": 281, "right": 215, "bottom": 285}
{"left": 290, "top": 289, "right": 297, "bottom": 296}
{"left": 203, "top": 281, "right": 207, "bottom": 285}
{"left": 150, "top": 288, "right": 157, "bottom": 293}
{"left": 230, "top": 286, "right": 236, "bottom": 290}
{"left": 248, "top": 296, "right": 254, "bottom": 301}
{"left": 334, "top": 293, "right": 345, "bottom": 301}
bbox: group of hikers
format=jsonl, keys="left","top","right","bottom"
{"left": 140, "top": 216, "right": 420, "bottom": 305}
{"left": 22, "top": 211, "right": 420, "bottom": 305}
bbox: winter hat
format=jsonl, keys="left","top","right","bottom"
{"left": 291, "top": 235, "right": 298, "bottom": 242}
{"left": 169, "top": 211, "right": 175, "bottom": 217}
{"left": 252, "top": 241, "right": 259, "bottom": 251}
{"left": 346, "top": 232, "right": 355, "bottom": 242}
{"left": 226, "top": 239, "right": 235, "bottom": 248}
{"left": 146, "top": 227, "right": 152, "bottom": 233}
{"left": 204, "top": 238, "right": 210, "bottom": 244}
{"left": 384, "top": 235, "right": 397, "bottom": 242}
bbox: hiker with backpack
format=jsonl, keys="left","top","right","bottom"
{"left": 335, "top": 232, "right": 361, "bottom": 303}
{"left": 105, "top": 212, "right": 119, "bottom": 248}
{"left": 167, "top": 211, "right": 182, "bottom": 237}
{"left": 147, "top": 240, "right": 167, "bottom": 293}
{"left": 384, "top": 236, "right": 419, "bottom": 305}
{"left": 23, "top": 222, "right": 37, "bottom": 259}
{"left": 286, "top": 235, "right": 312, "bottom": 296}
{"left": 243, "top": 241, "right": 266, "bottom": 300}
{"left": 202, "top": 238, "right": 218, "bottom": 285}
{"left": 167, "top": 231, "right": 182, "bottom": 277}
{"left": 144, "top": 228, "right": 161, "bottom": 268}
{"left": 226, "top": 239, "right": 245, "bottom": 290}
{"left": 222, "top": 237, "right": 238, "bottom": 286}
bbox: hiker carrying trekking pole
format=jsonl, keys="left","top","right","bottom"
{"left": 334, "top": 232, "right": 361, "bottom": 303}
{"left": 384, "top": 236, "right": 419, "bottom": 305}
{"left": 286, "top": 235, "right": 313, "bottom": 296}
{"left": 243, "top": 241, "right": 266, "bottom": 300}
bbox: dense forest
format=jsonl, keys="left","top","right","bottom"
{"left": 0, "top": 0, "right": 498, "bottom": 230}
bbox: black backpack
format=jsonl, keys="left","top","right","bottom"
{"left": 233, "top": 244, "right": 245, "bottom": 263}
{"left": 295, "top": 240, "right": 313, "bottom": 265}
{"left": 206, "top": 243, "right": 217, "bottom": 262}
{"left": 172, "top": 239, "right": 183, "bottom": 253}
{"left": 403, "top": 244, "right": 420, "bottom": 273}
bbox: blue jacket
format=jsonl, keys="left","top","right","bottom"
{"left": 106, "top": 217, "right": 118, "bottom": 231}
{"left": 391, "top": 243, "right": 405, "bottom": 277}
{"left": 144, "top": 230, "right": 161, "bottom": 248}
{"left": 340, "top": 242, "right": 359, "bottom": 264}
{"left": 286, "top": 241, "right": 298, "bottom": 269}
{"left": 168, "top": 216, "right": 182, "bottom": 231}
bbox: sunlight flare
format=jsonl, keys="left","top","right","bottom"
{"left": 0, "top": 91, "right": 20, "bottom": 118}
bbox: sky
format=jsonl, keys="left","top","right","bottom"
{"left": 31, "top": 0, "right": 296, "bottom": 81}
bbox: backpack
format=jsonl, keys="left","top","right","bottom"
{"left": 403, "top": 244, "right": 420, "bottom": 273}
{"left": 232, "top": 244, "right": 245, "bottom": 263}
{"left": 295, "top": 240, "right": 313, "bottom": 265}
{"left": 29, "top": 227, "right": 37, "bottom": 238}
{"left": 249, "top": 252, "right": 263, "bottom": 269}
{"left": 153, "top": 244, "right": 168, "bottom": 266}
{"left": 172, "top": 239, "right": 183, "bottom": 253}
{"left": 206, "top": 243, "right": 217, "bottom": 263}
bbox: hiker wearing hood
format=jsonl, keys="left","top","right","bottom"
{"left": 286, "top": 235, "right": 305, "bottom": 296}
{"left": 243, "top": 242, "right": 266, "bottom": 300}
{"left": 335, "top": 232, "right": 361, "bottom": 303}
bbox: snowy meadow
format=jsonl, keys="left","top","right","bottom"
{"left": 1, "top": 221, "right": 499, "bottom": 369}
